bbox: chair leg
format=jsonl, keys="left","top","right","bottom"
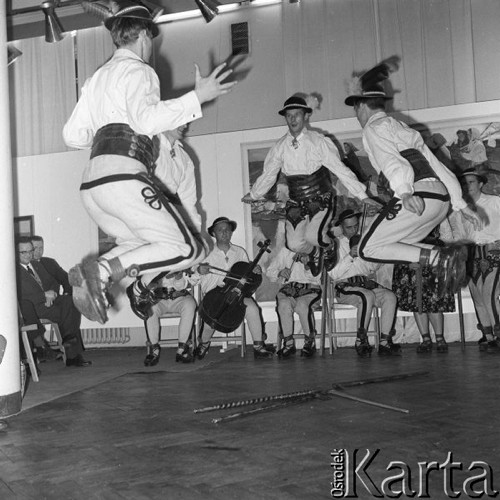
{"left": 240, "top": 322, "right": 246, "bottom": 358}
{"left": 50, "top": 323, "right": 66, "bottom": 364}
{"left": 21, "top": 330, "right": 39, "bottom": 383}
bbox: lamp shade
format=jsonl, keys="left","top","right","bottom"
{"left": 41, "top": 1, "right": 65, "bottom": 43}
{"left": 7, "top": 45, "right": 23, "bottom": 66}
{"left": 194, "top": 0, "right": 220, "bottom": 23}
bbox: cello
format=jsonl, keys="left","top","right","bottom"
{"left": 199, "top": 239, "right": 272, "bottom": 333}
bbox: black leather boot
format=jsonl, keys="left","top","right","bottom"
{"left": 277, "top": 335, "right": 296, "bottom": 358}
{"left": 144, "top": 342, "right": 161, "bottom": 366}
{"left": 300, "top": 335, "right": 317, "bottom": 357}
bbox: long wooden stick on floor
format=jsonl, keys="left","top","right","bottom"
{"left": 194, "top": 389, "right": 319, "bottom": 414}
{"left": 332, "top": 371, "right": 429, "bottom": 390}
{"left": 212, "top": 395, "right": 316, "bottom": 424}
{"left": 195, "top": 371, "right": 428, "bottom": 414}
{"left": 328, "top": 389, "right": 409, "bottom": 414}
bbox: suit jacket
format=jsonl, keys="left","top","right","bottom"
{"left": 17, "top": 260, "right": 58, "bottom": 308}
{"left": 37, "top": 256, "right": 71, "bottom": 294}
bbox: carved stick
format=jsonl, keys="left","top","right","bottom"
{"left": 211, "top": 395, "right": 316, "bottom": 424}
{"left": 194, "top": 389, "right": 319, "bottom": 414}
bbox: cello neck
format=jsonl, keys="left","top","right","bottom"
{"left": 242, "top": 239, "right": 271, "bottom": 279}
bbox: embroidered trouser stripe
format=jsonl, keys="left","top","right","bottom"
{"left": 337, "top": 288, "right": 369, "bottom": 330}
{"left": 359, "top": 182, "right": 450, "bottom": 265}
{"left": 80, "top": 173, "right": 205, "bottom": 278}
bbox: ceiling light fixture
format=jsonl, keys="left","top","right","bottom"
{"left": 7, "top": 45, "right": 23, "bottom": 66}
{"left": 41, "top": 1, "right": 65, "bottom": 43}
{"left": 193, "top": 0, "right": 221, "bottom": 23}
{"left": 157, "top": 0, "right": 280, "bottom": 24}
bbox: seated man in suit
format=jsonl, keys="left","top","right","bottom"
{"left": 266, "top": 246, "right": 322, "bottom": 358}
{"left": 31, "top": 235, "right": 71, "bottom": 295}
{"left": 16, "top": 237, "right": 91, "bottom": 367}
{"left": 328, "top": 210, "right": 400, "bottom": 358}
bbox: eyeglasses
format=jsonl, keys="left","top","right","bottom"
{"left": 19, "top": 250, "right": 34, "bottom": 254}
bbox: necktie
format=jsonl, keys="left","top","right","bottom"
{"left": 292, "top": 138, "right": 299, "bottom": 149}
{"left": 27, "top": 265, "right": 43, "bottom": 288}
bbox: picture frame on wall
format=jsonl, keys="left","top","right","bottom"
{"left": 14, "top": 215, "right": 34, "bottom": 238}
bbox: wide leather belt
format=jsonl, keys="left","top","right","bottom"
{"left": 400, "top": 148, "right": 437, "bottom": 182}
{"left": 286, "top": 166, "right": 334, "bottom": 202}
{"left": 153, "top": 288, "right": 190, "bottom": 302}
{"left": 336, "top": 276, "right": 380, "bottom": 291}
{"left": 90, "top": 123, "right": 160, "bottom": 173}
{"left": 378, "top": 148, "right": 437, "bottom": 197}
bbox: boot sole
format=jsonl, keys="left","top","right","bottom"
{"left": 69, "top": 264, "right": 108, "bottom": 324}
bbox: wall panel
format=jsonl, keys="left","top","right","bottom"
{"left": 471, "top": 0, "right": 500, "bottom": 102}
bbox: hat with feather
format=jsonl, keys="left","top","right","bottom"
{"left": 81, "top": 0, "right": 163, "bottom": 38}
{"left": 344, "top": 56, "right": 400, "bottom": 106}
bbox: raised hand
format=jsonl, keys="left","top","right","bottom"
{"left": 194, "top": 63, "right": 238, "bottom": 105}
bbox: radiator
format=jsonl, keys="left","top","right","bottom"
{"left": 82, "top": 328, "right": 131, "bottom": 345}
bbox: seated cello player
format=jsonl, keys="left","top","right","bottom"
{"left": 192, "top": 216, "right": 275, "bottom": 360}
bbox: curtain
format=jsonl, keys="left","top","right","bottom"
{"left": 76, "top": 26, "right": 114, "bottom": 94}
{"left": 9, "top": 35, "right": 76, "bottom": 157}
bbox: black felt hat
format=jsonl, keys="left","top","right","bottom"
{"left": 208, "top": 217, "right": 237, "bottom": 237}
{"left": 278, "top": 96, "right": 313, "bottom": 116}
{"left": 335, "top": 209, "right": 362, "bottom": 226}
{"left": 460, "top": 168, "right": 488, "bottom": 185}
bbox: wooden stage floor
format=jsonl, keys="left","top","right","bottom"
{"left": 1, "top": 343, "right": 499, "bottom": 499}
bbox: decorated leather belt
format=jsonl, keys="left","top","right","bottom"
{"left": 378, "top": 148, "right": 437, "bottom": 198}
{"left": 286, "top": 166, "right": 334, "bottom": 202}
{"left": 473, "top": 243, "right": 500, "bottom": 274}
{"left": 90, "top": 123, "right": 160, "bottom": 174}
{"left": 153, "top": 288, "right": 191, "bottom": 302}
{"left": 279, "top": 282, "right": 321, "bottom": 298}
{"left": 336, "top": 276, "right": 380, "bottom": 293}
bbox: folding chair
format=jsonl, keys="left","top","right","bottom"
{"left": 326, "top": 275, "right": 380, "bottom": 352}
{"left": 20, "top": 324, "right": 40, "bottom": 383}
{"left": 40, "top": 319, "right": 66, "bottom": 363}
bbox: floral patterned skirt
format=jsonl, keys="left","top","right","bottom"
{"left": 392, "top": 263, "right": 455, "bottom": 313}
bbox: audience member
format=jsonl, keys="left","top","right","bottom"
{"left": 16, "top": 237, "right": 91, "bottom": 367}
{"left": 328, "top": 210, "right": 400, "bottom": 357}
{"left": 266, "top": 247, "right": 321, "bottom": 358}
{"left": 31, "top": 235, "right": 71, "bottom": 295}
